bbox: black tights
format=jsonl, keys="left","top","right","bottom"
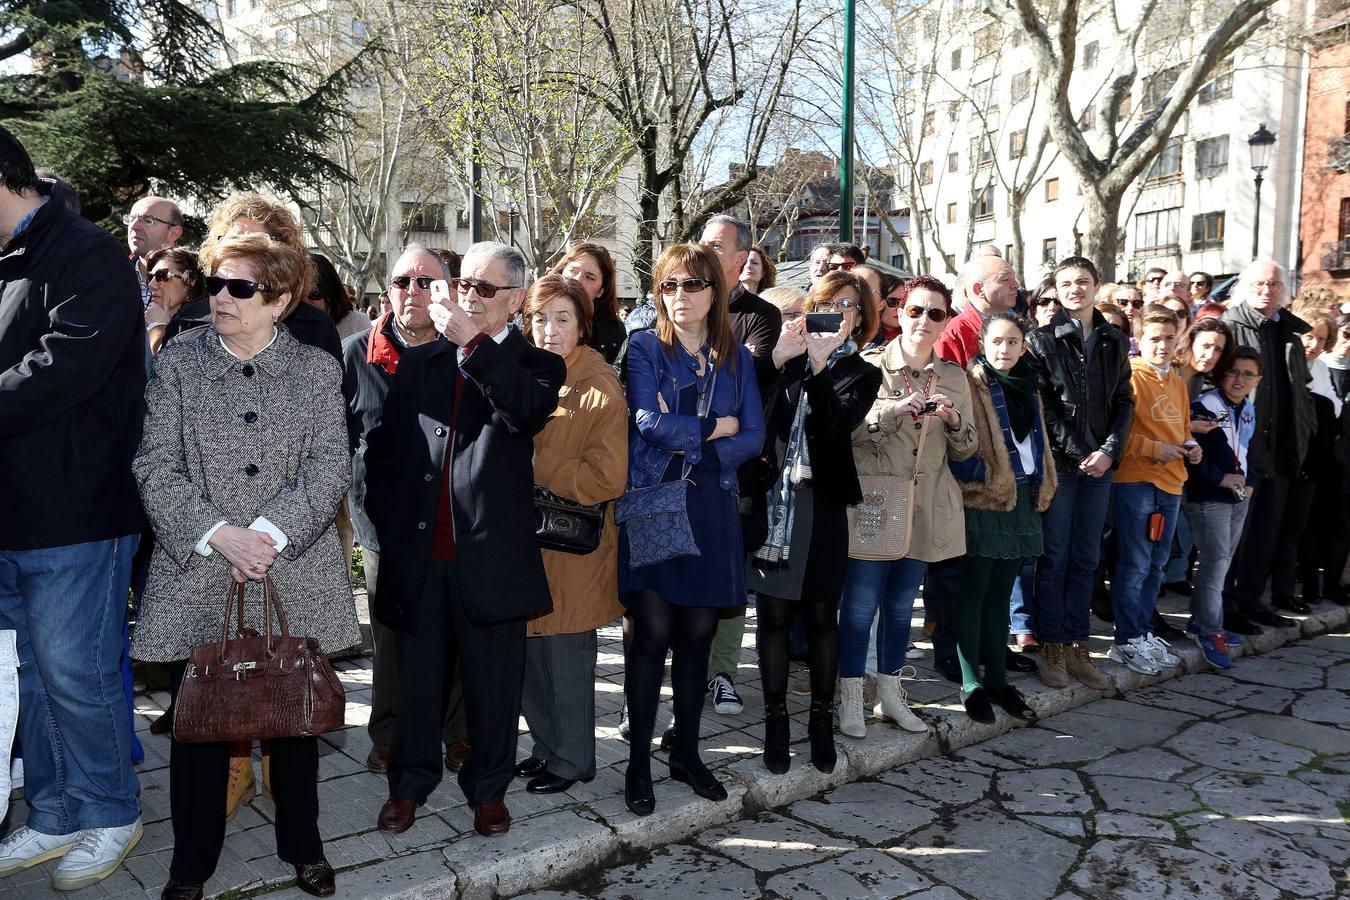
{"left": 624, "top": 591, "right": 719, "bottom": 779}
{"left": 756, "top": 595, "right": 838, "bottom": 701}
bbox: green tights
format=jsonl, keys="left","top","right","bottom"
{"left": 954, "top": 555, "right": 1021, "bottom": 693}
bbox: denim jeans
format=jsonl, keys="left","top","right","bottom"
{"left": 1034, "top": 469, "right": 1114, "bottom": 644}
{"left": 1009, "top": 558, "right": 1036, "bottom": 636}
{"left": 0, "top": 535, "right": 141, "bottom": 834}
{"left": 838, "top": 557, "right": 927, "bottom": 677}
{"left": 1162, "top": 507, "right": 1194, "bottom": 584}
{"left": 1184, "top": 500, "right": 1249, "bottom": 636}
{"left": 1111, "top": 484, "right": 1181, "bottom": 645}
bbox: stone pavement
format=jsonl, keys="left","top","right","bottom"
{"left": 533, "top": 629, "right": 1350, "bottom": 900}
{"left": 2, "top": 590, "right": 1347, "bottom": 899}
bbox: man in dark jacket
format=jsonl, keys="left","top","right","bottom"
{"left": 0, "top": 126, "right": 146, "bottom": 888}
{"left": 1221, "top": 260, "right": 1316, "bottom": 632}
{"left": 341, "top": 244, "right": 467, "bottom": 775}
{"left": 1024, "top": 256, "right": 1134, "bottom": 692}
{"left": 364, "top": 242, "right": 565, "bottom": 839}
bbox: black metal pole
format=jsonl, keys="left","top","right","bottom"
{"left": 1252, "top": 171, "right": 1264, "bottom": 261}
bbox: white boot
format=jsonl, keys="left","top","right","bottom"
{"left": 874, "top": 667, "right": 927, "bottom": 733}
{"left": 0, "top": 630, "right": 17, "bottom": 823}
{"left": 837, "top": 677, "right": 867, "bottom": 738}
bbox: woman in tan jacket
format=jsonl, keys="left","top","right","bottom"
{"left": 517, "top": 275, "right": 628, "bottom": 794}
{"left": 839, "top": 275, "right": 977, "bottom": 738}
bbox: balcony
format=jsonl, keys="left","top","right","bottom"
{"left": 1321, "top": 240, "right": 1350, "bottom": 274}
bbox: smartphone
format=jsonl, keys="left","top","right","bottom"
{"left": 805, "top": 312, "right": 843, "bottom": 334}
{"left": 429, "top": 279, "right": 453, "bottom": 307}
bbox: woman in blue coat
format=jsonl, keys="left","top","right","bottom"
{"left": 619, "top": 244, "right": 765, "bottom": 816}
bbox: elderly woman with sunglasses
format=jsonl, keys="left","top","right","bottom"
{"left": 838, "top": 275, "right": 977, "bottom": 739}
{"left": 132, "top": 233, "right": 360, "bottom": 900}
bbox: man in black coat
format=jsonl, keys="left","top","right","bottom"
{"left": 364, "top": 242, "right": 565, "bottom": 839}
{"left": 0, "top": 126, "right": 147, "bottom": 887}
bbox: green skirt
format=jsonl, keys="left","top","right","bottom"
{"left": 965, "top": 482, "right": 1043, "bottom": 560}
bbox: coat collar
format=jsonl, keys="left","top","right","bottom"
{"left": 879, "top": 338, "right": 940, "bottom": 377}
{"left": 197, "top": 324, "right": 299, "bottom": 380}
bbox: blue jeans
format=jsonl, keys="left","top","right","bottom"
{"left": 1162, "top": 507, "right": 1194, "bottom": 584}
{"left": 1009, "top": 558, "right": 1036, "bottom": 636}
{"left": 838, "top": 557, "right": 927, "bottom": 677}
{"left": 0, "top": 535, "right": 141, "bottom": 834}
{"left": 1184, "top": 500, "right": 1249, "bottom": 636}
{"left": 1111, "top": 484, "right": 1181, "bottom": 644}
{"left": 1034, "top": 469, "right": 1113, "bottom": 644}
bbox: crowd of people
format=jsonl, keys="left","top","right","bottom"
{"left": 1, "top": 122, "right": 1348, "bottom": 899}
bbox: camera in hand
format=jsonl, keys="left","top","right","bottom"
{"left": 920, "top": 400, "right": 939, "bottom": 414}
{"left": 805, "top": 311, "right": 843, "bottom": 334}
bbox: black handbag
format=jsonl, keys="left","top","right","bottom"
{"left": 534, "top": 485, "right": 606, "bottom": 554}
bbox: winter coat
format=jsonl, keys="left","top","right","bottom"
{"left": 953, "top": 362, "right": 1057, "bottom": 513}
{"left": 1222, "top": 302, "right": 1316, "bottom": 477}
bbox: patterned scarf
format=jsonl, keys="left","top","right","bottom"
{"left": 756, "top": 338, "right": 858, "bottom": 564}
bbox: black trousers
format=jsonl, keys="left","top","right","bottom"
{"left": 1223, "top": 474, "right": 1292, "bottom": 616}
{"left": 388, "top": 559, "right": 525, "bottom": 806}
{"left": 1271, "top": 477, "right": 1316, "bottom": 601}
{"left": 927, "top": 557, "right": 962, "bottom": 662}
{"left": 166, "top": 661, "right": 323, "bottom": 885}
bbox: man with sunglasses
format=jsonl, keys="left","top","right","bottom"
{"left": 125, "top": 196, "right": 183, "bottom": 308}
{"left": 365, "top": 242, "right": 565, "bottom": 840}
{"left": 0, "top": 125, "right": 148, "bottom": 889}
{"left": 1140, "top": 267, "right": 1167, "bottom": 303}
{"left": 341, "top": 244, "right": 469, "bottom": 778}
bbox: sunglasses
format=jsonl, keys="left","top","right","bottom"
{"left": 1122, "top": 297, "right": 1146, "bottom": 308}
{"left": 884, "top": 295, "right": 904, "bottom": 309}
{"left": 816, "top": 298, "right": 860, "bottom": 312}
{"left": 826, "top": 261, "right": 857, "bottom": 272}
{"left": 390, "top": 274, "right": 436, "bottom": 291}
{"left": 657, "top": 278, "right": 714, "bottom": 295}
{"left": 149, "top": 269, "right": 184, "bottom": 284}
{"left": 1190, "top": 280, "right": 1209, "bottom": 287}
{"left": 904, "top": 305, "right": 949, "bottom": 322}
{"left": 205, "top": 276, "right": 273, "bottom": 300}
{"left": 1146, "top": 276, "right": 1164, "bottom": 284}
{"left": 452, "top": 277, "right": 519, "bottom": 299}
{"left": 1035, "top": 297, "right": 1060, "bottom": 307}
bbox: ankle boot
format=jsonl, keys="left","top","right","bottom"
{"left": 808, "top": 698, "right": 836, "bottom": 774}
{"left": 837, "top": 677, "right": 866, "bottom": 738}
{"left": 762, "top": 698, "right": 790, "bottom": 774}
{"left": 874, "top": 668, "right": 927, "bottom": 733}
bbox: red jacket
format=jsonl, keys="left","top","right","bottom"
{"left": 935, "top": 304, "right": 983, "bottom": 369}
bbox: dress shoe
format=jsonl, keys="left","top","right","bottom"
{"left": 526, "top": 771, "right": 591, "bottom": 794}
{"left": 377, "top": 798, "right": 420, "bottom": 834}
{"left": 1271, "top": 596, "right": 1312, "bottom": 615}
{"left": 625, "top": 768, "right": 655, "bottom": 816}
{"left": 514, "top": 756, "right": 547, "bottom": 778}
{"left": 1224, "top": 612, "right": 1263, "bottom": 635}
{"left": 444, "top": 741, "right": 470, "bottom": 773}
{"left": 294, "top": 860, "right": 336, "bottom": 897}
{"left": 160, "top": 879, "right": 203, "bottom": 900}
{"left": 659, "top": 726, "right": 676, "bottom": 752}
{"left": 473, "top": 801, "right": 511, "bottom": 837}
{"left": 1004, "top": 648, "right": 1038, "bottom": 673}
{"left": 1248, "top": 607, "right": 1296, "bottom": 629}
{"left": 1014, "top": 633, "right": 1039, "bottom": 652}
{"left": 668, "top": 758, "right": 728, "bottom": 802}
{"left": 1150, "top": 612, "right": 1187, "bottom": 644}
{"left": 366, "top": 743, "right": 390, "bottom": 774}
{"left": 988, "top": 685, "right": 1037, "bottom": 722}
{"left": 962, "top": 688, "right": 996, "bottom": 725}
{"left": 150, "top": 707, "right": 175, "bottom": 736}
{"left": 935, "top": 655, "right": 962, "bottom": 684}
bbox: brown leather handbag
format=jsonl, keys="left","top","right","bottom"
{"left": 173, "top": 576, "right": 346, "bottom": 743}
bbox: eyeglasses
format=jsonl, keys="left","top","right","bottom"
{"left": 1223, "top": 369, "right": 1261, "bottom": 381}
{"left": 904, "top": 305, "right": 949, "bottom": 322}
{"left": 149, "top": 269, "right": 185, "bottom": 284}
{"left": 657, "top": 278, "right": 714, "bottom": 295}
{"left": 205, "top": 276, "right": 273, "bottom": 299}
{"left": 826, "top": 261, "right": 857, "bottom": 272}
{"left": 816, "top": 298, "right": 860, "bottom": 311}
{"left": 390, "top": 275, "right": 436, "bottom": 292}
{"left": 124, "top": 212, "right": 177, "bottom": 229}
{"left": 453, "top": 277, "right": 518, "bottom": 299}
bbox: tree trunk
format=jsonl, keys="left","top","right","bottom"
{"left": 1080, "top": 187, "right": 1124, "bottom": 283}
{"left": 1010, "top": 194, "right": 1026, "bottom": 287}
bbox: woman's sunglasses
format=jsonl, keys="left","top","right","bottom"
{"left": 904, "top": 305, "right": 949, "bottom": 322}
{"left": 658, "top": 278, "right": 713, "bottom": 295}
{"left": 149, "top": 269, "right": 185, "bottom": 284}
{"left": 205, "top": 276, "right": 272, "bottom": 299}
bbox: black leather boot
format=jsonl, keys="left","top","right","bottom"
{"left": 763, "top": 697, "right": 790, "bottom": 774}
{"left": 808, "top": 698, "right": 837, "bottom": 774}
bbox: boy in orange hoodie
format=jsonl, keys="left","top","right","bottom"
{"left": 1108, "top": 304, "right": 1202, "bottom": 675}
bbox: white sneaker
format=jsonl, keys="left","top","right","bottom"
{"left": 1108, "top": 638, "right": 1162, "bottom": 675}
{"left": 708, "top": 674, "right": 744, "bottom": 715}
{"left": 1142, "top": 632, "right": 1182, "bottom": 669}
{"left": 50, "top": 819, "right": 142, "bottom": 891}
{"left": 0, "top": 826, "right": 79, "bottom": 877}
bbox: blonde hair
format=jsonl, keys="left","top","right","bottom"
{"left": 201, "top": 192, "right": 312, "bottom": 303}
{"left": 209, "top": 234, "right": 308, "bottom": 318}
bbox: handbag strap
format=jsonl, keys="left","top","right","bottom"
{"left": 214, "top": 576, "right": 292, "bottom": 662}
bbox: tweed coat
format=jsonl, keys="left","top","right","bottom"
{"left": 131, "top": 326, "right": 361, "bottom": 662}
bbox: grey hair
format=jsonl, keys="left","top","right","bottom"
{"left": 464, "top": 241, "right": 526, "bottom": 289}
{"left": 1235, "top": 257, "right": 1288, "bottom": 299}
{"left": 398, "top": 242, "right": 452, "bottom": 280}
{"left": 706, "top": 214, "right": 752, "bottom": 252}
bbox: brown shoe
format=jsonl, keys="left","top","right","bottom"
{"left": 1066, "top": 641, "right": 1112, "bottom": 691}
{"left": 444, "top": 741, "right": 471, "bottom": 773}
{"left": 294, "top": 860, "right": 336, "bottom": 897}
{"left": 1014, "top": 633, "right": 1039, "bottom": 651}
{"left": 366, "top": 743, "right": 391, "bottom": 773}
{"left": 377, "top": 797, "right": 421, "bottom": 834}
{"left": 160, "top": 880, "right": 203, "bottom": 900}
{"left": 1038, "top": 642, "right": 1069, "bottom": 689}
{"left": 473, "top": 801, "right": 511, "bottom": 837}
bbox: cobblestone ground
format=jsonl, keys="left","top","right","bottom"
{"left": 530, "top": 631, "right": 1350, "bottom": 900}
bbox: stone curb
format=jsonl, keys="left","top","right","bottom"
{"left": 254, "top": 602, "right": 1349, "bottom": 899}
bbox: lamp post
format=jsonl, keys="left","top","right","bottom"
{"left": 839, "top": 0, "right": 856, "bottom": 242}
{"left": 1247, "top": 123, "right": 1276, "bottom": 261}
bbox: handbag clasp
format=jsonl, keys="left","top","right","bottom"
{"left": 233, "top": 661, "right": 258, "bottom": 682}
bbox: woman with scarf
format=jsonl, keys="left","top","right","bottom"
{"left": 950, "top": 312, "right": 1056, "bottom": 724}
{"left": 749, "top": 271, "right": 881, "bottom": 775}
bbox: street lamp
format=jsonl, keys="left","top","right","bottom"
{"left": 1247, "top": 123, "right": 1276, "bottom": 261}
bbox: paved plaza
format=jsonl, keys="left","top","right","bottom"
{"left": 2, "top": 591, "right": 1347, "bottom": 899}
